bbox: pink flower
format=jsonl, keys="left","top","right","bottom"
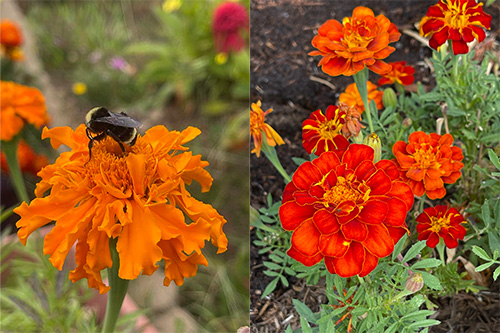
{"left": 212, "top": 2, "right": 249, "bottom": 53}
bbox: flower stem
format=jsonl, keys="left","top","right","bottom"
{"left": 353, "top": 67, "right": 375, "bottom": 134}
{"left": 2, "top": 138, "right": 30, "bottom": 202}
{"left": 101, "top": 237, "right": 129, "bottom": 333}
{"left": 261, "top": 139, "right": 291, "bottom": 184}
{"left": 418, "top": 195, "right": 426, "bottom": 213}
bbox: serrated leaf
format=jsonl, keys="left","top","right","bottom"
{"left": 293, "top": 299, "right": 317, "bottom": 324}
{"left": 402, "top": 241, "right": 427, "bottom": 262}
{"left": 488, "top": 149, "right": 500, "bottom": 170}
{"left": 411, "top": 258, "right": 441, "bottom": 269}
{"left": 476, "top": 262, "right": 495, "bottom": 272}
{"left": 261, "top": 278, "right": 278, "bottom": 298}
{"left": 420, "top": 271, "right": 443, "bottom": 290}
{"left": 472, "top": 245, "right": 492, "bottom": 261}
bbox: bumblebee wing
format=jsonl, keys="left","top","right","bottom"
{"left": 92, "top": 113, "right": 142, "bottom": 128}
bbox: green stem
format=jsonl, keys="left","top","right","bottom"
{"left": 353, "top": 67, "right": 375, "bottom": 134}
{"left": 261, "top": 137, "right": 292, "bottom": 184}
{"left": 418, "top": 195, "right": 426, "bottom": 214}
{"left": 2, "top": 139, "right": 29, "bottom": 202}
{"left": 101, "top": 237, "right": 129, "bottom": 333}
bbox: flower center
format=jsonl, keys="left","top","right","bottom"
{"left": 343, "top": 18, "right": 374, "bottom": 49}
{"left": 429, "top": 214, "right": 451, "bottom": 233}
{"left": 412, "top": 144, "right": 439, "bottom": 170}
{"left": 318, "top": 118, "right": 343, "bottom": 140}
{"left": 443, "top": 0, "right": 470, "bottom": 30}
{"left": 322, "top": 176, "right": 362, "bottom": 207}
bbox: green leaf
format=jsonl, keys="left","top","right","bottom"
{"left": 488, "top": 149, "right": 500, "bottom": 170}
{"left": 411, "top": 258, "right": 441, "bottom": 269}
{"left": 285, "top": 325, "right": 293, "bottom": 333}
{"left": 392, "top": 233, "right": 408, "bottom": 261}
{"left": 293, "top": 299, "right": 317, "bottom": 324}
{"left": 476, "top": 262, "right": 495, "bottom": 272}
{"left": 280, "top": 275, "right": 289, "bottom": 287}
{"left": 420, "top": 271, "right": 443, "bottom": 290}
{"left": 494, "top": 266, "right": 500, "bottom": 281}
{"left": 263, "top": 262, "right": 282, "bottom": 271}
{"left": 292, "top": 157, "right": 308, "bottom": 166}
{"left": 300, "top": 316, "right": 313, "bottom": 333}
{"left": 402, "top": 241, "right": 426, "bottom": 262}
{"left": 262, "top": 278, "right": 279, "bottom": 298}
{"left": 482, "top": 200, "right": 492, "bottom": 225}
{"left": 263, "top": 271, "right": 280, "bottom": 277}
{"left": 401, "top": 310, "right": 436, "bottom": 321}
{"left": 488, "top": 231, "right": 500, "bottom": 254}
{"left": 407, "top": 319, "right": 441, "bottom": 329}
{"left": 472, "top": 245, "right": 492, "bottom": 261}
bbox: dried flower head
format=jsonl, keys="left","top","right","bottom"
{"left": 212, "top": 2, "right": 249, "bottom": 53}
{"left": 392, "top": 131, "right": 464, "bottom": 199}
{"left": 339, "top": 81, "right": 384, "bottom": 112}
{"left": 309, "top": 6, "right": 401, "bottom": 76}
{"left": 416, "top": 205, "right": 466, "bottom": 248}
{"left": 1, "top": 81, "right": 49, "bottom": 141}
{"left": 338, "top": 102, "right": 365, "bottom": 139}
{"left": 14, "top": 124, "right": 228, "bottom": 293}
{"left": 250, "top": 101, "right": 284, "bottom": 157}
{"left": 419, "top": 0, "right": 492, "bottom": 55}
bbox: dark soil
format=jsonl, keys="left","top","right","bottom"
{"left": 250, "top": 0, "right": 500, "bottom": 332}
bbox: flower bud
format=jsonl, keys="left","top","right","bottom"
{"left": 405, "top": 272, "right": 424, "bottom": 293}
{"left": 382, "top": 88, "right": 397, "bottom": 109}
{"left": 364, "top": 133, "right": 381, "bottom": 162}
{"left": 402, "top": 117, "right": 412, "bottom": 128}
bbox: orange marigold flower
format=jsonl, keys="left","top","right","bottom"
{"left": 378, "top": 61, "right": 415, "bottom": 86}
{"left": 302, "top": 105, "right": 349, "bottom": 156}
{"left": 309, "top": 6, "right": 401, "bottom": 76}
{"left": 1, "top": 81, "right": 49, "bottom": 141}
{"left": 250, "top": 101, "right": 284, "bottom": 157}
{"left": 339, "top": 81, "right": 384, "bottom": 112}
{"left": 338, "top": 102, "right": 365, "bottom": 139}
{"left": 392, "top": 131, "right": 464, "bottom": 200}
{"left": 419, "top": 0, "right": 492, "bottom": 55}
{"left": 279, "top": 145, "right": 414, "bottom": 278}
{"left": 1, "top": 140, "right": 49, "bottom": 175}
{"left": 416, "top": 205, "right": 466, "bottom": 248}
{"left": 14, "top": 124, "right": 228, "bottom": 294}
{"left": 1, "top": 20, "right": 23, "bottom": 48}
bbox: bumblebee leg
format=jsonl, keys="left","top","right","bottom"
{"left": 105, "top": 129, "right": 126, "bottom": 152}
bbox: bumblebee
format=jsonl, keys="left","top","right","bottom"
{"left": 85, "top": 107, "right": 142, "bottom": 160}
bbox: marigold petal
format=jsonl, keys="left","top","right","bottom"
{"left": 341, "top": 219, "right": 368, "bottom": 242}
{"left": 328, "top": 241, "right": 364, "bottom": 277}
{"left": 279, "top": 201, "right": 316, "bottom": 231}
{"left": 384, "top": 197, "right": 409, "bottom": 227}
{"left": 359, "top": 251, "right": 379, "bottom": 277}
{"left": 342, "top": 144, "right": 374, "bottom": 171}
{"left": 319, "top": 232, "right": 350, "bottom": 258}
{"left": 313, "top": 209, "right": 340, "bottom": 234}
{"left": 291, "top": 219, "right": 321, "bottom": 256}
{"left": 287, "top": 246, "right": 324, "bottom": 267}
{"left": 366, "top": 169, "right": 392, "bottom": 195}
{"left": 293, "top": 162, "right": 323, "bottom": 189}
{"left": 368, "top": 59, "right": 392, "bottom": 75}
{"left": 352, "top": 6, "right": 374, "bottom": 20}
{"left": 385, "top": 181, "right": 414, "bottom": 211}
{"left": 355, "top": 160, "right": 377, "bottom": 181}
{"left": 359, "top": 200, "right": 388, "bottom": 225}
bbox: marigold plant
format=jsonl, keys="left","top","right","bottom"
{"left": 392, "top": 131, "right": 464, "bottom": 200}
{"left": 212, "top": 2, "right": 249, "bottom": 53}
{"left": 378, "top": 61, "right": 415, "bottom": 86}
{"left": 419, "top": 0, "right": 492, "bottom": 55}
{"left": 250, "top": 101, "right": 284, "bottom": 157}
{"left": 302, "top": 105, "right": 350, "bottom": 156}
{"left": 416, "top": 205, "right": 466, "bottom": 248}
{"left": 14, "top": 124, "right": 228, "bottom": 294}
{"left": 1, "top": 81, "right": 49, "bottom": 141}
{"left": 339, "top": 81, "right": 384, "bottom": 112}
{"left": 309, "top": 6, "right": 401, "bottom": 76}
{"left": 279, "top": 145, "right": 414, "bottom": 277}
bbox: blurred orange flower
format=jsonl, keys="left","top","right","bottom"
{"left": 378, "top": 61, "right": 415, "bottom": 86}
{"left": 339, "top": 81, "right": 384, "bottom": 112}
{"left": 419, "top": 0, "right": 491, "bottom": 55}
{"left": 338, "top": 102, "right": 365, "bottom": 139}
{"left": 1, "top": 81, "right": 49, "bottom": 141}
{"left": 1, "top": 140, "right": 48, "bottom": 175}
{"left": 0, "top": 20, "right": 24, "bottom": 61}
{"left": 309, "top": 6, "right": 400, "bottom": 76}
{"left": 392, "top": 131, "right": 464, "bottom": 199}
{"left": 250, "top": 101, "right": 284, "bottom": 157}
{"left": 416, "top": 205, "right": 466, "bottom": 248}
{"left": 14, "top": 124, "right": 228, "bottom": 294}
{"left": 302, "top": 105, "right": 349, "bottom": 156}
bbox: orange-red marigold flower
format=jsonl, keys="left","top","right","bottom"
{"left": 279, "top": 144, "right": 414, "bottom": 278}
{"left": 392, "top": 131, "right": 464, "bottom": 200}
{"left": 378, "top": 61, "right": 415, "bottom": 86}
{"left": 416, "top": 205, "right": 466, "bottom": 248}
{"left": 14, "top": 124, "right": 228, "bottom": 294}
{"left": 302, "top": 105, "right": 350, "bottom": 156}
{"left": 309, "top": 6, "right": 401, "bottom": 76}
{"left": 419, "top": 0, "right": 492, "bottom": 55}
{"left": 1, "top": 140, "right": 49, "bottom": 175}
{"left": 1, "top": 81, "right": 49, "bottom": 141}
{"left": 339, "top": 81, "right": 384, "bottom": 112}
{"left": 1, "top": 20, "right": 23, "bottom": 48}
{"left": 250, "top": 101, "right": 284, "bottom": 157}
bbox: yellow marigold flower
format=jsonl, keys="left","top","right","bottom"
{"left": 250, "top": 101, "right": 284, "bottom": 157}
{"left": 72, "top": 82, "right": 87, "bottom": 95}
{"left": 14, "top": 124, "right": 228, "bottom": 294}
{"left": 1, "top": 81, "right": 49, "bottom": 141}
{"left": 162, "top": 0, "right": 182, "bottom": 13}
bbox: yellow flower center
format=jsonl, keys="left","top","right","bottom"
{"left": 443, "top": 0, "right": 471, "bottom": 30}
{"left": 343, "top": 19, "right": 373, "bottom": 49}
{"left": 413, "top": 144, "right": 439, "bottom": 170}
{"left": 318, "top": 118, "right": 343, "bottom": 140}
{"left": 321, "top": 175, "right": 370, "bottom": 209}
{"left": 429, "top": 213, "right": 451, "bottom": 233}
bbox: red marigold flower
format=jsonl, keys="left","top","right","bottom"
{"left": 378, "top": 61, "right": 415, "bottom": 86}
{"left": 419, "top": 0, "right": 492, "bottom": 55}
{"left": 251, "top": 101, "right": 284, "bottom": 157}
{"left": 392, "top": 131, "right": 464, "bottom": 199}
{"left": 338, "top": 102, "right": 365, "bottom": 139}
{"left": 14, "top": 124, "right": 228, "bottom": 293}
{"left": 416, "top": 205, "right": 466, "bottom": 248}
{"left": 1, "top": 140, "right": 49, "bottom": 176}
{"left": 1, "top": 81, "right": 49, "bottom": 141}
{"left": 339, "top": 81, "right": 384, "bottom": 112}
{"left": 302, "top": 105, "right": 350, "bottom": 156}
{"left": 309, "top": 6, "right": 401, "bottom": 76}
{"left": 279, "top": 145, "right": 414, "bottom": 278}
{"left": 212, "top": 2, "right": 249, "bottom": 53}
